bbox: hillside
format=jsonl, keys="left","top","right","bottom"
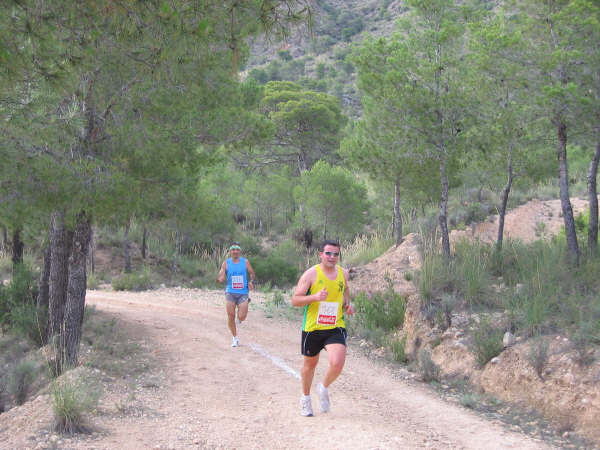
{"left": 244, "top": 0, "right": 406, "bottom": 117}
{"left": 348, "top": 196, "right": 600, "bottom": 445}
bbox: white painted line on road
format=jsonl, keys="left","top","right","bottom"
{"left": 248, "top": 343, "right": 301, "bottom": 379}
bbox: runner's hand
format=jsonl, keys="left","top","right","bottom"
{"left": 344, "top": 303, "right": 355, "bottom": 316}
{"left": 315, "top": 288, "right": 328, "bottom": 301}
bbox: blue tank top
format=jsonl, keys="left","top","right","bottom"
{"left": 226, "top": 257, "right": 249, "bottom": 294}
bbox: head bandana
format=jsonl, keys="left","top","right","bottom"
{"left": 229, "top": 245, "right": 242, "bottom": 251}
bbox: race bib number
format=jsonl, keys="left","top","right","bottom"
{"left": 317, "top": 301, "right": 338, "bottom": 326}
{"left": 232, "top": 275, "right": 244, "bottom": 290}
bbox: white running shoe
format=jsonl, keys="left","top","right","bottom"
{"left": 236, "top": 317, "right": 243, "bottom": 326}
{"left": 318, "top": 383, "right": 330, "bottom": 413}
{"left": 231, "top": 336, "right": 239, "bottom": 347}
{"left": 300, "top": 395, "right": 313, "bottom": 417}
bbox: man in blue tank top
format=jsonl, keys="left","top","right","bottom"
{"left": 217, "top": 242, "right": 256, "bottom": 347}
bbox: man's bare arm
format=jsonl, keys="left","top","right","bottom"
{"left": 216, "top": 261, "right": 227, "bottom": 283}
{"left": 291, "top": 267, "right": 327, "bottom": 307}
{"left": 342, "top": 268, "right": 354, "bottom": 315}
{"left": 246, "top": 260, "right": 256, "bottom": 290}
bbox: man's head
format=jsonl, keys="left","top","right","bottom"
{"left": 229, "top": 242, "right": 242, "bottom": 258}
{"left": 319, "top": 239, "right": 340, "bottom": 268}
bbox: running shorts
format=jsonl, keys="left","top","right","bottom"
{"left": 301, "top": 327, "right": 347, "bottom": 356}
{"left": 225, "top": 293, "right": 249, "bottom": 305}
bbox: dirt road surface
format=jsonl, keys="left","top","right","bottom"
{"left": 16, "top": 288, "right": 549, "bottom": 450}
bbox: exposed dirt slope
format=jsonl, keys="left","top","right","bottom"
{"left": 347, "top": 197, "right": 600, "bottom": 446}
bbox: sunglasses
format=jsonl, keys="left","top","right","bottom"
{"left": 323, "top": 251, "right": 340, "bottom": 257}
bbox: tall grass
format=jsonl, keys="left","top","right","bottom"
{"left": 453, "top": 240, "right": 493, "bottom": 307}
{"left": 343, "top": 232, "right": 394, "bottom": 267}
{"left": 422, "top": 233, "right": 600, "bottom": 357}
{"left": 7, "top": 359, "right": 37, "bottom": 405}
{"left": 51, "top": 376, "right": 100, "bottom": 433}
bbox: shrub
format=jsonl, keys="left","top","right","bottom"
{"left": 391, "top": 337, "right": 408, "bottom": 363}
{"left": 526, "top": 336, "right": 549, "bottom": 380}
{"left": 86, "top": 272, "right": 101, "bottom": 290}
{"left": 459, "top": 393, "right": 479, "bottom": 409}
{"left": 343, "top": 233, "right": 394, "bottom": 267}
{"left": 251, "top": 255, "right": 299, "bottom": 287}
{"left": 266, "top": 290, "right": 285, "bottom": 308}
{"left": 418, "top": 349, "right": 441, "bottom": 382}
{"left": 7, "top": 359, "right": 37, "bottom": 405}
{"left": 0, "top": 263, "right": 38, "bottom": 328}
{"left": 10, "top": 303, "right": 47, "bottom": 347}
{"left": 470, "top": 316, "right": 504, "bottom": 367}
{"left": 51, "top": 376, "right": 100, "bottom": 434}
{"left": 0, "top": 264, "right": 43, "bottom": 345}
{"left": 439, "top": 294, "right": 456, "bottom": 331}
{"left": 352, "top": 287, "right": 406, "bottom": 333}
{"left": 453, "top": 240, "right": 493, "bottom": 307}
{"left": 112, "top": 267, "right": 153, "bottom": 291}
{"left": 418, "top": 252, "right": 452, "bottom": 303}
{"left": 571, "top": 322, "right": 596, "bottom": 367}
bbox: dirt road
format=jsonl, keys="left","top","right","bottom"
{"left": 28, "top": 288, "right": 551, "bottom": 450}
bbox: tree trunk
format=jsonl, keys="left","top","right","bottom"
{"left": 89, "top": 226, "right": 95, "bottom": 274}
{"left": 557, "top": 121, "right": 580, "bottom": 265}
{"left": 142, "top": 226, "right": 147, "bottom": 259}
{"left": 124, "top": 219, "right": 132, "bottom": 273}
{"left": 496, "top": 148, "right": 514, "bottom": 251}
{"left": 587, "top": 141, "right": 600, "bottom": 254}
{"left": 439, "top": 158, "right": 451, "bottom": 259}
{"left": 46, "top": 211, "right": 72, "bottom": 345}
{"left": 62, "top": 212, "right": 92, "bottom": 368}
{"left": 1, "top": 224, "right": 8, "bottom": 252}
{"left": 394, "top": 182, "right": 403, "bottom": 246}
{"left": 11, "top": 227, "right": 24, "bottom": 268}
{"left": 173, "top": 229, "right": 180, "bottom": 274}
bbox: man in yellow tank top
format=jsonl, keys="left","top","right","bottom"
{"left": 292, "top": 240, "right": 354, "bottom": 417}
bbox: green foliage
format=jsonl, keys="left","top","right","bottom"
{"left": 453, "top": 240, "right": 494, "bottom": 307}
{"left": 571, "top": 321, "right": 597, "bottom": 367}
{"left": 418, "top": 349, "right": 441, "bottom": 383}
{"left": 7, "top": 359, "right": 37, "bottom": 405}
{"left": 86, "top": 273, "right": 101, "bottom": 290}
{"left": 51, "top": 376, "right": 100, "bottom": 434}
{"left": 0, "top": 264, "right": 44, "bottom": 345}
{"left": 526, "top": 336, "right": 550, "bottom": 380}
{"left": 391, "top": 336, "right": 408, "bottom": 363}
{"left": 277, "top": 50, "right": 293, "bottom": 61}
{"left": 342, "top": 233, "right": 394, "bottom": 267}
{"left": 459, "top": 393, "right": 479, "bottom": 409}
{"left": 418, "top": 251, "right": 453, "bottom": 303}
{"left": 9, "top": 303, "right": 47, "bottom": 347}
{"left": 470, "top": 316, "right": 504, "bottom": 367}
{"left": 295, "top": 161, "right": 368, "bottom": 239}
{"left": 352, "top": 286, "right": 406, "bottom": 333}
{"left": 251, "top": 255, "right": 299, "bottom": 287}
{"left": 112, "top": 267, "right": 153, "bottom": 291}
{"left": 556, "top": 209, "right": 590, "bottom": 244}
{"left": 260, "top": 81, "right": 346, "bottom": 174}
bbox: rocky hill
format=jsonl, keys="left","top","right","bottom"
{"left": 244, "top": 0, "right": 407, "bottom": 117}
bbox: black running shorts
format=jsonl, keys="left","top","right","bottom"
{"left": 301, "top": 327, "right": 347, "bottom": 357}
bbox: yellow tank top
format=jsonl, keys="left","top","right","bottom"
{"left": 302, "top": 264, "right": 346, "bottom": 332}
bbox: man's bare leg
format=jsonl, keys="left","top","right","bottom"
{"left": 226, "top": 301, "right": 237, "bottom": 337}
{"left": 301, "top": 354, "right": 320, "bottom": 395}
{"left": 237, "top": 300, "right": 249, "bottom": 323}
{"left": 322, "top": 343, "right": 346, "bottom": 388}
